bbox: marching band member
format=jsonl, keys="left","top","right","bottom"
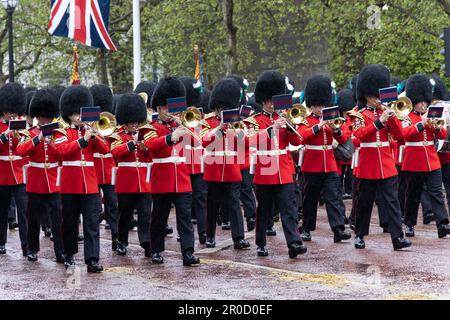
{"left": 352, "top": 64, "right": 410, "bottom": 250}
{"left": 16, "top": 88, "right": 64, "bottom": 263}
{"left": 144, "top": 77, "right": 199, "bottom": 266}
{"left": 0, "top": 83, "right": 28, "bottom": 256}
{"left": 134, "top": 80, "right": 174, "bottom": 237}
{"left": 298, "top": 76, "right": 351, "bottom": 243}
{"left": 202, "top": 78, "right": 250, "bottom": 250}
{"left": 53, "top": 85, "right": 108, "bottom": 272}
{"left": 251, "top": 70, "right": 305, "bottom": 258}
{"left": 90, "top": 84, "right": 119, "bottom": 250}
{"left": 110, "top": 94, "right": 151, "bottom": 257}
{"left": 179, "top": 76, "right": 207, "bottom": 244}
{"left": 401, "top": 74, "right": 450, "bottom": 238}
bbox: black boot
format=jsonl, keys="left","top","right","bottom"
{"left": 333, "top": 228, "right": 351, "bottom": 243}
{"left": 288, "top": 242, "right": 307, "bottom": 258}
{"left": 87, "top": 260, "right": 103, "bottom": 273}
{"left": 151, "top": 252, "right": 164, "bottom": 264}
{"left": 27, "top": 251, "right": 38, "bottom": 262}
{"left": 44, "top": 227, "right": 52, "bottom": 237}
{"left": 354, "top": 236, "right": 365, "bottom": 249}
{"left": 256, "top": 246, "right": 268, "bottom": 257}
{"left": 205, "top": 237, "right": 215, "bottom": 248}
{"left": 392, "top": 237, "right": 411, "bottom": 250}
{"left": 247, "top": 218, "right": 256, "bottom": 232}
{"left": 182, "top": 250, "right": 200, "bottom": 266}
{"left": 438, "top": 224, "right": 450, "bottom": 238}
{"left": 165, "top": 225, "right": 173, "bottom": 235}
{"left": 199, "top": 232, "right": 207, "bottom": 245}
{"left": 116, "top": 242, "right": 127, "bottom": 256}
{"left": 301, "top": 230, "right": 311, "bottom": 242}
{"left": 64, "top": 255, "right": 75, "bottom": 269}
{"left": 423, "top": 211, "right": 435, "bottom": 225}
{"left": 0, "top": 244, "right": 5, "bottom": 254}
{"left": 405, "top": 226, "right": 415, "bottom": 237}
{"left": 112, "top": 236, "right": 119, "bottom": 251}
{"left": 233, "top": 238, "right": 250, "bottom": 250}
{"left": 266, "top": 226, "right": 276, "bottom": 236}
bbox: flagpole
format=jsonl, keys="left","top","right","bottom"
{"left": 133, "top": 0, "right": 141, "bottom": 89}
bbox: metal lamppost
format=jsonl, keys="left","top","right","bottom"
{"left": 2, "top": 0, "right": 19, "bottom": 83}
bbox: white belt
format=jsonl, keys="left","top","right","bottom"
{"left": 62, "top": 161, "right": 94, "bottom": 167}
{"left": 0, "top": 155, "right": 23, "bottom": 161}
{"left": 152, "top": 157, "right": 186, "bottom": 164}
{"left": 360, "top": 142, "right": 390, "bottom": 148}
{"left": 29, "top": 162, "right": 59, "bottom": 169}
{"left": 117, "top": 162, "right": 149, "bottom": 168}
{"left": 205, "top": 151, "right": 238, "bottom": 157}
{"left": 184, "top": 145, "right": 203, "bottom": 150}
{"left": 305, "top": 145, "right": 333, "bottom": 151}
{"left": 256, "top": 149, "right": 288, "bottom": 156}
{"left": 405, "top": 141, "right": 434, "bottom": 147}
{"left": 93, "top": 153, "right": 113, "bottom": 158}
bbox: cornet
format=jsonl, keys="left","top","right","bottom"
{"left": 328, "top": 117, "right": 346, "bottom": 129}
{"left": 89, "top": 112, "right": 117, "bottom": 137}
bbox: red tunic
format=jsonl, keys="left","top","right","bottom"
{"left": 353, "top": 107, "right": 403, "bottom": 180}
{"left": 0, "top": 121, "right": 24, "bottom": 185}
{"left": 16, "top": 127, "right": 60, "bottom": 194}
{"left": 53, "top": 126, "right": 109, "bottom": 194}
{"left": 93, "top": 137, "right": 116, "bottom": 185}
{"left": 250, "top": 112, "right": 301, "bottom": 185}
{"left": 401, "top": 111, "right": 446, "bottom": 172}
{"left": 144, "top": 120, "right": 192, "bottom": 194}
{"left": 298, "top": 114, "right": 349, "bottom": 173}
{"left": 202, "top": 117, "right": 244, "bottom": 182}
{"left": 110, "top": 129, "right": 151, "bottom": 193}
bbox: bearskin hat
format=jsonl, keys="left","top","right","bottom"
{"left": 0, "top": 83, "right": 26, "bottom": 115}
{"left": 29, "top": 88, "right": 60, "bottom": 119}
{"left": 209, "top": 78, "right": 242, "bottom": 111}
{"left": 150, "top": 77, "right": 186, "bottom": 111}
{"left": 60, "top": 85, "right": 93, "bottom": 123}
{"left": 254, "top": 70, "right": 286, "bottom": 105}
{"left": 116, "top": 94, "right": 147, "bottom": 125}
{"left": 134, "top": 81, "right": 157, "bottom": 109}
{"left": 179, "top": 76, "right": 202, "bottom": 107}
{"left": 226, "top": 74, "right": 248, "bottom": 105}
{"left": 304, "top": 75, "right": 333, "bottom": 108}
{"left": 406, "top": 74, "right": 433, "bottom": 105}
{"left": 337, "top": 89, "right": 356, "bottom": 112}
{"left": 431, "top": 73, "right": 449, "bottom": 101}
{"left": 356, "top": 64, "right": 390, "bottom": 102}
{"left": 50, "top": 85, "right": 66, "bottom": 100}
{"left": 90, "top": 84, "right": 113, "bottom": 113}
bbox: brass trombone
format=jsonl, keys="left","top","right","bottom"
{"left": 91, "top": 112, "right": 117, "bottom": 137}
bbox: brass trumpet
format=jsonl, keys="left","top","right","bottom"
{"left": 230, "top": 121, "right": 244, "bottom": 130}
{"left": 180, "top": 107, "right": 202, "bottom": 129}
{"left": 391, "top": 96, "right": 413, "bottom": 118}
{"left": 328, "top": 117, "right": 346, "bottom": 129}
{"left": 428, "top": 118, "right": 446, "bottom": 130}
{"left": 91, "top": 112, "right": 117, "bottom": 137}
{"left": 286, "top": 105, "right": 311, "bottom": 126}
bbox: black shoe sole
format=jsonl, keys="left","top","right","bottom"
{"left": 354, "top": 244, "right": 365, "bottom": 249}
{"left": 152, "top": 260, "right": 164, "bottom": 264}
{"left": 257, "top": 252, "right": 269, "bottom": 257}
{"left": 393, "top": 243, "right": 412, "bottom": 250}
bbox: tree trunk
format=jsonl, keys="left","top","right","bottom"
{"left": 96, "top": 48, "right": 109, "bottom": 85}
{"left": 220, "top": 0, "right": 238, "bottom": 75}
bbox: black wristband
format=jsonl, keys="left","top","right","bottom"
{"left": 127, "top": 140, "right": 136, "bottom": 151}
{"left": 78, "top": 137, "right": 88, "bottom": 149}
{"left": 0, "top": 133, "right": 8, "bottom": 144}
{"left": 416, "top": 123, "right": 425, "bottom": 132}
{"left": 166, "top": 134, "right": 175, "bottom": 146}
{"left": 374, "top": 119, "right": 385, "bottom": 130}
{"left": 312, "top": 125, "right": 320, "bottom": 135}
{"left": 32, "top": 136, "right": 41, "bottom": 146}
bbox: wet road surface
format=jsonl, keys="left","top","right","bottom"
{"left": 1, "top": 199, "right": 450, "bottom": 300}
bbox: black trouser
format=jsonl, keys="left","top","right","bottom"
{"left": 190, "top": 174, "right": 207, "bottom": 235}
{"left": 117, "top": 193, "right": 150, "bottom": 248}
{"left": 99, "top": 184, "right": 119, "bottom": 236}
{"left": 61, "top": 194, "right": 100, "bottom": 264}
{"left": 8, "top": 195, "right": 16, "bottom": 221}
{"left": 255, "top": 183, "right": 301, "bottom": 247}
{"left": 420, "top": 185, "right": 434, "bottom": 216}
{"left": 0, "top": 185, "right": 28, "bottom": 248}
{"left": 349, "top": 176, "right": 359, "bottom": 223}
{"left": 294, "top": 170, "right": 302, "bottom": 214}
{"left": 396, "top": 165, "right": 407, "bottom": 218}
{"left": 27, "top": 193, "right": 63, "bottom": 256}
{"left": 404, "top": 170, "right": 449, "bottom": 228}
{"left": 301, "top": 172, "right": 345, "bottom": 232}
{"left": 354, "top": 177, "right": 404, "bottom": 241}
{"left": 206, "top": 182, "right": 245, "bottom": 241}
{"left": 341, "top": 165, "right": 353, "bottom": 195}
{"left": 40, "top": 206, "right": 51, "bottom": 231}
{"left": 375, "top": 188, "right": 389, "bottom": 228}
{"left": 441, "top": 163, "right": 450, "bottom": 210}
{"left": 337, "top": 174, "right": 346, "bottom": 219}
{"left": 150, "top": 193, "right": 195, "bottom": 254}
{"left": 240, "top": 170, "right": 256, "bottom": 221}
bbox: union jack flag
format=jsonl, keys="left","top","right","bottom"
{"left": 48, "top": 0, "right": 117, "bottom": 51}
